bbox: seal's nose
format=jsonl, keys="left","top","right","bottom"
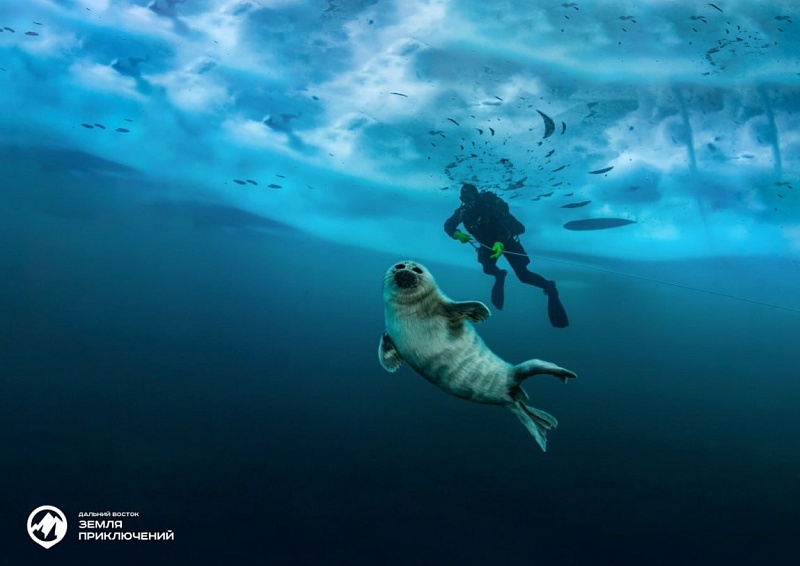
{"left": 394, "top": 268, "right": 417, "bottom": 289}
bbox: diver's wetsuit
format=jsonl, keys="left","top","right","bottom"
{"left": 444, "top": 185, "right": 568, "bottom": 328}
{"left": 444, "top": 195, "right": 547, "bottom": 286}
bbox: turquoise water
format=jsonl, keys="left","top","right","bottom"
{"left": 2, "top": 1, "right": 799, "bottom": 564}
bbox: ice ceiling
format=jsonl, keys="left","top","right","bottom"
{"left": 1, "top": 0, "right": 798, "bottom": 263}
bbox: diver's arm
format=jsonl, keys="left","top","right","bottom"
{"left": 443, "top": 207, "right": 464, "bottom": 238}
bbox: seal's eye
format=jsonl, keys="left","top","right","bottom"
{"left": 412, "top": 267, "right": 423, "bottom": 274}
{"left": 395, "top": 263, "right": 406, "bottom": 270}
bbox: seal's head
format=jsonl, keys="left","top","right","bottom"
{"left": 383, "top": 260, "right": 435, "bottom": 302}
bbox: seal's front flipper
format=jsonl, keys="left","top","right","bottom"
{"left": 507, "top": 401, "right": 558, "bottom": 452}
{"left": 379, "top": 332, "right": 403, "bottom": 372}
{"left": 514, "top": 359, "right": 577, "bottom": 384}
{"left": 442, "top": 300, "right": 491, "bottom": 323}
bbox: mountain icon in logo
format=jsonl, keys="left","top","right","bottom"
{"left": 28, "top": 506, "right": 68, "bottom": 549}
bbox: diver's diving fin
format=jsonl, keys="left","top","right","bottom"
{"left": 491, "top": 270, "right": 507, "bottom": 311}
{"left": 544, "top": 281, "right": 569, "bottom": 328}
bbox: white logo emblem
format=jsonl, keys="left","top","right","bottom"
{"left": 27, "top": 505, "right": 68, "bottom": 549}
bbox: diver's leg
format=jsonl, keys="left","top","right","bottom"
{"left": 505, "top": 241, "right": 568, "bottom": 328}
{"left": 477, "top": 246, "right": 506, "bottom": 310}
{"left": 504, "top": 241, "right": 547, "bottom": 287}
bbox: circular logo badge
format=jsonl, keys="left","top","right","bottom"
{"left": 27, "top": 505, "right": 68, "bottom": 549}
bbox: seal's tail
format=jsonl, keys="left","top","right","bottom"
{"left": 507, "top": 395, "right": 558, "bottom": 452}
{"left": 507, "top": 359, "right": 577, "bottom": 451}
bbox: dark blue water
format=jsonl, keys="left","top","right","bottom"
{"left": 2, "top": 169, "right": 799, "bottom": 565}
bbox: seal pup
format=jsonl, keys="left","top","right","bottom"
{"left": 379, "top": 260, "right": 577, "bottom": 451}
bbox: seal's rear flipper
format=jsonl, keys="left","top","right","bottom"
{"left": 378, "top": 332, "right": 403, "bottom": 372}
{"left": 507, "top": 402, "right": 558, "bottom": 452}
{"left": 513, "top": 359, "right": 577, "bottom": 384}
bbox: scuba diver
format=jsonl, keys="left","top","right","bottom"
{"left": 444, "top": 183, "right": 569, "bottom": 328}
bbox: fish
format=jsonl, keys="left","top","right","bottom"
{"left": 506, "top": 178, "right": 527, "bottom": 190}
{"left": 561, "top": 200, "right": 591, "bottom": 208}
{"left": 589, "top": 166, "right": 614, "bottom": 175}
{"left": 563, "top": 218, "right": 636, "bottom": 231}
{"left": 537, "top": 110, "right": 555, "bottom": 139}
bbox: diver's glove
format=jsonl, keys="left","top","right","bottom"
{"left": 490, "top": 242, "right": 505, "bottom": 259}
{"left": 453, "top": 230, "right": 472, "bottom": 243}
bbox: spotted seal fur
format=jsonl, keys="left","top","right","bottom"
{"left": 379, "top": 260, "right": 577, "bottom": 451}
